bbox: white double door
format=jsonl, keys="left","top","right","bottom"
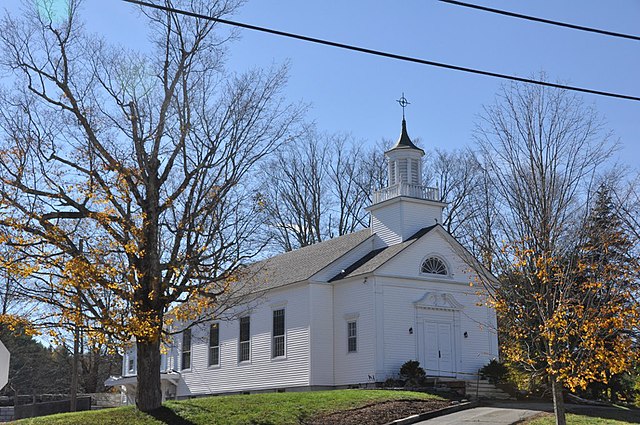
{"left": 423, "top": 321, "right": 454, "bottom": 377}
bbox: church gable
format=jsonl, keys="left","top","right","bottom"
{"left": 375, "top": 226, "right": 473, "bottom": 284}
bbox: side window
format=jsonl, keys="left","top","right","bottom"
{"left": 209, "top": 323, "right": 220, "bottom": 366}
{"left": 272, "top": 309, "right": 285, "bottom": 358}
{"left": 128, "top": 357, "right": 135, "bottom": 373}
{"left": 181, "top": 329, "right": 192, "bottom": 370}
{"left": 347, "top": 321, "right": 357, "bottom": 353}
{"left": 239, "top": 316, "right": 250, "bottom": 362}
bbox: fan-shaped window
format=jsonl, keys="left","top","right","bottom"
{"left": 421, "top": 257, "right": 448, "bottom": 275}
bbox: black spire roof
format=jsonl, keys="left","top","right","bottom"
{"left": 386, "top": 118, "right": 425, "bottom": 154}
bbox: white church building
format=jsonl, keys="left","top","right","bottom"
{"left": 108, "top": 118, "right": 499, "bottom": 402}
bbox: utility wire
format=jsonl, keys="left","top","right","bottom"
{"left": 439, "top": 0, "right": 640, "bottom": 42}
{"left": 121, "top": 0, "right": 640, "bottom": 102}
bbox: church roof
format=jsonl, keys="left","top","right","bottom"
{"left": 330, "top": 225, "right": 436, "bottom": 281}
{"left": 240, "top": 228, "right": 372, "bottom": 291}
{"left": 386, "top": 119, "right": 425, "bottom": 155}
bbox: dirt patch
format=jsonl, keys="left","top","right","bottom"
{"left": 305, "top": 399, "right": 451, "bottom": 425}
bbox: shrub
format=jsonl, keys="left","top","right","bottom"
{"left": 479, "top": 359, "right": 509, "bottom": 384}
{"left": 382, "top": 377, "right": 405, "bottom": 388}
{"left": 400, "top": 360, "right": 426, "bottom": 386}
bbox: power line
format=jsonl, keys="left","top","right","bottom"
{"left": 439, "top": 0, "right": 640, "bottom": 42}
{"left": 121, "top": 0, "right": 640, "bottom": 102}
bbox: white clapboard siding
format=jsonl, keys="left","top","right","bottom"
{"left": 374, "top": 229, "right": 498, "bottom": 379}
{"left": 308, "top": 283, "right": 334, "bottom": 386}
{"left": 379, "top": 280, "right": 496, "bottom": 377}
{"left": 370, "top": 200, "right": 403, "bottom": 247}
{"left": 377, "top": 228, "right": 475, "bottom": 285}
{"left": 370, "top": 198, "right": 443, "bottom": 248}
{"left": 175, "top": 284, "right": 311, "bottom": 396}
{"left": 333, "top": 278, "right": 376, "bottom": 386}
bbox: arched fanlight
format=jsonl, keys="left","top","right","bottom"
{"left": 421, "top": 257, "right": 448, "bottom": 275}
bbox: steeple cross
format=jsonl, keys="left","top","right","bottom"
{"left": 396, "top": 93, "right": 410, "bottom": 119}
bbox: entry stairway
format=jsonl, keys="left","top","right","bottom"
{"left": 428, "top": 377, "right": 513, "bottom": 400}
{"left": 465, "top": 379, "right": 513, "bottom": 400}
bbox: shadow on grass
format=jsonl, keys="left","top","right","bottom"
{"left": 567, "top": 404, "right": 640, "bottom": 423}
{"left": 147, "top": 406, "right": 197, "bottom": 425}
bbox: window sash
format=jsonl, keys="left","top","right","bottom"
{"left": 209, "top": 323, "right": 220, "bottom": 366}
{"left": 421, "top": 257, "right": 448, "bottom": 275}
{"left": 272, "top": 309, "right": 285, "bottom": 358}
{"left": 181, "top": 329, "right": 192, "bottom": 370}
{"left": 239, "top": 316, "right": 250, "bottom": 362}
{"left": 347, "top": 321, "right": 357, "bottom": 353}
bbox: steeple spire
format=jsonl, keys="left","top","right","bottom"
{"left": 387, "top": 94, "right": 424, "bottom": 154}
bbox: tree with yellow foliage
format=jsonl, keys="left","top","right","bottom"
{"left": 0, "top": 0, "right": 300, "bottom": 411}
{"left": 474, "top": 80, "right": 638, "bottom": 425}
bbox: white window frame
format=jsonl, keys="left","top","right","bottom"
{"left": 238, "top": 316, "right": 251, "bottom": 363}
{"left": 272, "top": 308, "right": 286, "bottom": 359}
{"left": 344, "top": 312, "right": 359, "bottom": 354}
{"left": 209, "top": 322, "right": 220, "bottom": 367}
{"left": 419, "top": 255, "right": 450, "bottom": 277}
{"left": 347, "top": 321, "right": 357, "bottom": 353}
{"left": 181, "top": 328, "right": 192, "bottom": 371}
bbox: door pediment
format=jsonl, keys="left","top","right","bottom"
{"left": 414, "top": 292, "right": 463, "bottom": 311}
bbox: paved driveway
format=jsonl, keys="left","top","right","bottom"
{"left": 415, "top": 401, "right": 640, "bottom": 424}
{"left": 414, "top": 405, "right": 544, "bottom": 424}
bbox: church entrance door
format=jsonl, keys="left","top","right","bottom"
{"left": 424, "top": 322, "right": 454, "bottom": 377}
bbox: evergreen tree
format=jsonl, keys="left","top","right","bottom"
{"left": 576, "top": 184, "right": 640, "bottom": 402}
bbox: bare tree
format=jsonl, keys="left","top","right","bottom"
{"left": 473, "top": 80, "right": 620, "bottom": 425}
{"left": 0, "top": 0, "right": 300, "bottom": 411}
{"left": 612, "top": 171, "right": 640, "bottom": 245}
{"left": 259, "top": 131, "right": 382, "bottom": 252}
{"left": 423, "top": 148, "right": 483, "bottom": 243}
{"left": 327, "top": 135, "right": 372, "bottom": 237}
{"left": 259, "top": 127, "right": 330, "bottom": 251}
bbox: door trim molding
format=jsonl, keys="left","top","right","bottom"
{"left": 414, "top": 292, "right": 461, "bottom": 377}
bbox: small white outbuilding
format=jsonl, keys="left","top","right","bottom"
{"left": 0, "top": 338, "right": 9, "bottom": 390}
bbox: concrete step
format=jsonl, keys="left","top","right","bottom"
{"left": 465, "top": 380, "right": 514, "bottom": 400}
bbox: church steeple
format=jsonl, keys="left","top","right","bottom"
{"left": 366, "top": 95, "right": 446, "bottom": 247}
{"left": 385, "top": 117, "right": 425, "bottom": 186}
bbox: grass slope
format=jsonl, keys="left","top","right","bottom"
{"left": 15, "top": 389, "right": 444, "bottom": 425}
{"left": 526, "top": 412, "right": 639, "bottom": 425}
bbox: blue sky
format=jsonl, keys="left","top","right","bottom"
{"left": 4, "top": 0, "right": 639, "bottom": 170}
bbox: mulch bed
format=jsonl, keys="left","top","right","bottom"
{"left": 305, "top": 399, "right": 451, "bottom": 425}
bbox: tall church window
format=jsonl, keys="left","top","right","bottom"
{"left": 181, "top": 329, "right": 192, "bottom": 370}
{"left": 347, "top": 321, "right": 357, "bottom": 353}
{"left": 239, "top": 316, "right": 250, "bottom": 362}
{"left": 272, "top": 309, "right": 285, "bottom": 358}
{"left": 209, "top": 323, "right": 220, "bottom": 366}
{"left": 421, "top": 257, "right": 448, "bottom": 275}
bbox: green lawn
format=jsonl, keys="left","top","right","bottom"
{"left": 14, "top": 389, "right": 445, "bottom": 425}
{"left": 526, "top": 412, "right": 639, "bottom": 425}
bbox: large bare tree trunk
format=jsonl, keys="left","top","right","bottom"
{"left": 136, "top": 338, "right": 162, "bottom": 412}
{"left": 551, "top": 376, "right": 567, "bottom": 425}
